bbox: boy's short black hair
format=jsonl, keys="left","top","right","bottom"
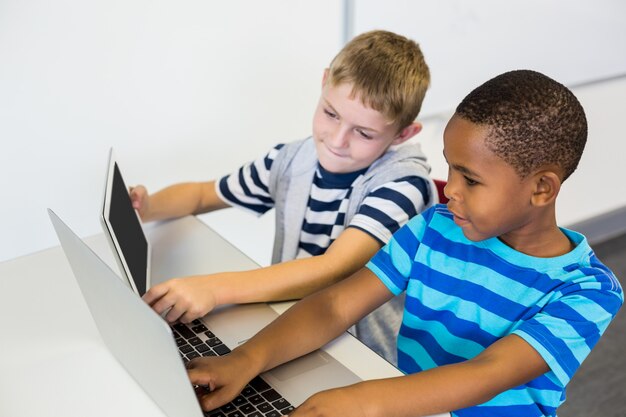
{"left": 455, "top": 70, "right": 587, "bottom": 181}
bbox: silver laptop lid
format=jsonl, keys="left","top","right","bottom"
{"left": 101, "top": 149, "right": 151, "bottom": 295}
{"left": 48, "top": 209, "right": 202, "bottom": 417}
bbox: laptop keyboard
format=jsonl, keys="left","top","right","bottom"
{"left": 172, "top": 320, "right": 295, "bottom": 417}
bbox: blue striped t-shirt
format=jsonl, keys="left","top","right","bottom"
{"left": 217, "top": 144, "right": 430, "bottom": 257}
{"left": 367, "top": 205, "right": 623, "bottom": 417}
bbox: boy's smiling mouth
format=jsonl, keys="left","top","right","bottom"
{"left": 325, "top": 145, "right": 348, "bottom": 158}
{"left": 448, "top": 207, "right": 470, "bottom": 226}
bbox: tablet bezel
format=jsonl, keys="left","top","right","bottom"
{"left": 100, "top": 149, "right": 151, "bottom": 296}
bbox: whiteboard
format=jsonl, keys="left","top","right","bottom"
{"left": 351, "top": 0, "right": 626, "bottom": 116}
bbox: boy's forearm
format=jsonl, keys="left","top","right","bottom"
{"left": 353, "top": 360, "right": 499, "bottom": 417}
{"left": 146, "top": 181, "right": 228, "bottom": 221}
{"left": 216, "top": 228, "right": 381, "bottom": 306}
{"left": 222, "top": 282, "right": 548, "bottom": 417}
{"left": 331, "top": 335, "right": 550, "bottom": 417}
{"left": 234, "top": 269, "right": 393, "bottom": 377}
{"left": 234, "top": 284, "right": 352, "bottom": 375}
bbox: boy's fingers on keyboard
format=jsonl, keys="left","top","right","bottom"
{"left": 179, "top": 307, "right": 204, "bottom": 323}
{"left": 187, "top": 358, "right": 217, "bottom": 382}
{"left": 194, "top": 384, "right": 212, "bottom": 395}
{"left": 197, "top": 385, "right": 241, "bottom": 412}
{"left": 153, "top": 296, "right": 178, "bottom": 317}
{"left": 187, "top": 360, "right": 242, "bottom": 410}
{"left": 141, "top": 282, "right": 168, "bottom": 305}
{"left": 164, "top": 303, "right": 186, "bottom": 323}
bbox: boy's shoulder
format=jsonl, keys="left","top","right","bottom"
{"left": 412, "top": 207, "right": 622, "bottom": 291}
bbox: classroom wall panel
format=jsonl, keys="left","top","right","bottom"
{"left": 0, "top": 0, "right": 342, "bottom": 262}
{"left": 2, "top": 1, "right": 625, "bottom": 262}
{"left": 350, "top": 0, "right": 626, "bottom": 117}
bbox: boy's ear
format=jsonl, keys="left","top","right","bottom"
{"left": 392, "top": 122, "right": 423, "bottom": 145}
{"left": 322, "top": 68, "right": 329, "bottom": 87}
{"left": 530, "top": 170, "right": 562, "bottom": 207}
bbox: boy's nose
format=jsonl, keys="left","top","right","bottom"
{"left": 443, "top": 181, "right": 451, "bottom": 199}
{"left": 329, "top": 127, "right": 349, "bottom": 148}
{"left": 443, "top": 177, "right": 459, "bottom": 202}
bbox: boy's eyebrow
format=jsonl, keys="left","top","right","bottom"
{"left": 442, "top": 150, "right": 481, "bottom": 179}
{"left": 451, "top": 163, "right": 481, "bottom": 179}
{"left": 322, "top": 97, "right": 381, "bottom": 134}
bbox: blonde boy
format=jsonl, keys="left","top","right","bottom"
{"left": 131, "top": 30, "right": 437, "bottom": 363}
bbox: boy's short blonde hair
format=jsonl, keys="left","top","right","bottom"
{"left": 327, "top": 30, "right": 430, "bottom": 131}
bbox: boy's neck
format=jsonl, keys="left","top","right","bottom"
{"left": 498, "top": 209, "right": 574, "bottom": 258}
{"left": 499, "top": 230, "right": 574, "bottom": 258}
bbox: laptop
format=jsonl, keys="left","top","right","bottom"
{"left": 49, "top": 152, "right": 362, "bottom": 415}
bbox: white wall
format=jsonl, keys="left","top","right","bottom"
{"left": 351, "top": 0, "right": 626, "bottom": 117}
{"left": 0, "top": 0, "right": 342, "bottom": 262}
{"left": 2, "top": 1, "right": 625, "bottom": 264}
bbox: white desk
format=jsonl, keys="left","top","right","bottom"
{"left": 0, "top": 215, "right": 449, "bottom": 417}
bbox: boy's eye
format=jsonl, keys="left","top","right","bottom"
{"left": 356, "top": 129, "right": 372, "bottom": 140}
{"left": 324, "top": 109, "right": 338, "bottom": 119}
{"left": 464, "top": 176, "right": 479, "bottom": 186}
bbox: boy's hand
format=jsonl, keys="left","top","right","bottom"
{"left": 142, "top": 275, "right": 219, "bottom": 323}
{"left": 187, "top": 351, "right": 258, "bottom": 411}
{"left": 188, "top": 355, "right": 373, "bottom": 417}
{"left": 128, "top": 185, "right": 151, "bottom": 221}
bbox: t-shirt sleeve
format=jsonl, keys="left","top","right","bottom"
{"left": 366, "top": 210, "right": 431, "bottom": 295}
{"left": 513, "top": 274, "right": 623, "bottom": 387}
{"left": 349, "top": 176, "right": 430, "bottom": 245}
{"left": 216, "top": 144, "right": 283, "bottom": 215}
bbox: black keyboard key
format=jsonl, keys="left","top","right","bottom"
{"left": 232, "top": 396, "right": 247, "bottom": 407}
{"left": 175, "top": 338, "right": 187, "bottom": 347}
{"left": 241, "top": 386, "right": 256, "bottom": 397}
{"left": 264, "top": 411, "right": 280, "bottom": 417}
{"left": 206, "top": 411, "right": 226, "bottom": 417}
{"left": 186, "top": 352, "right": 201, "bottom": 360}
{"left": 196, "top": 344, "right": 211, "bottom": 353}
{"left": 213, "top": 344, "right": 231, "bottom": 356}
{"left": 205, "top": 330, "right": 216, "bottom": 338}
{"left": 239, "top": 404, "right": 256, "bottom": 414}
{"left": 192, "top": 324, "right": 209, "bottom": 333}
{"left": 271, "top": 399, "right": 290, "bottom": 410}
{"left": 173, "top": 323, "right": 195, "bottom": 339}
{"left": 261, "top": 389, "right": 281, "bottom": 403}
{"left": 206, "top": 337, "right": 222, "bottom": 347}
{"left": 189, "top": 337, "right": 204, "bottom": 346}
{"left": 202, "top": 351, "right": 217, "bottom": 357}
{"left": 179, "top": 344, "right": 194, "bottom": 354}
{"left": 248, "top": 394, "right": 264, "bottom": 405}
{"left": 256, "top": 403, "right": 272, "bottom": 413}
{"left": 280, "top": 406, "right": 294, "bottom": 414}
{"left": 249, "top": 377, "right": 271, "bottom": 393}
{"left": 248, "top": 412, "right": 263, "bottom": 417}
{"left": 221, "top": 403, "right": 235, "bottom": 413}
{"left": 227, "top": 411, "right": 244, "bottom": 417}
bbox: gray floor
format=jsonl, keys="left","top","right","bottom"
{"left": 558, "top": 233, "right": 626, "bottom": 417}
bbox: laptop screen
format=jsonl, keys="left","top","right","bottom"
{"left": 102, "top": 152, "right": 149, "bottom": 296}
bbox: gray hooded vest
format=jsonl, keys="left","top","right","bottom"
{"left": 268, "top": 137, "right": 436, "bottom": 364}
